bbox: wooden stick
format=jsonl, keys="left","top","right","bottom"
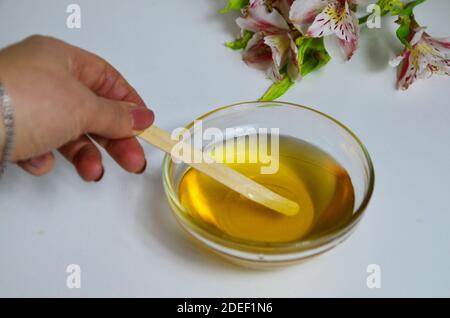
{"left": 138, "top": 126, "right": 299, "bottom": 216}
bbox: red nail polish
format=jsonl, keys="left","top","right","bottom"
{"left": 130, "top": 108, "right": 154, "bottom": 130}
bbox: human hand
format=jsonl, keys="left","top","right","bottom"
{"left": 0, "top": 35, "right": 154, "bottom": 181}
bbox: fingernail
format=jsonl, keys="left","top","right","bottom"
{"left": 136, "top": 160, "right": 147, "bottom": 174}
{"left": 130, "top": 107, "right": 154, "bottom": 130}
{"left": 94, "top": 168, "right": 105, "bottom": 182}
{"left": 28, "top": 155, "right": 48, "bottom": 169}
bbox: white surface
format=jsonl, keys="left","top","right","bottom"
{"left": 0, "top": 0, "right": 449, "bottom": 297}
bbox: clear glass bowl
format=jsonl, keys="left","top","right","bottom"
{"left": 162, "top": 101, "right": 374, "bottom": 268}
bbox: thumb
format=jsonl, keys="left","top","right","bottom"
{"left": 86, "top": 96, "right": 154, "bottom": 139}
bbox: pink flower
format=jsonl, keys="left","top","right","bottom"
{"left": 237, "top": 0, "right": 291, "bottom": 34}
{"left": 289, "top": 0, "right": 360, "bottom": 60}
{"left": 237, "top": 0, "right": 300, "bottom": 81}
{"left": 390, "top": 28, "right": 450, "bottom": 90}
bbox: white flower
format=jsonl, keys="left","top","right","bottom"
{"left": 390, "top": 27, "right": 450, "bottom": 90}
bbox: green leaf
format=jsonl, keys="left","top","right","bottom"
{"left": 396, "top": 16, "right": 411, "bottom": 46}
{"left": 296, "top": 37, "right": 313, "bottom": 63}
{"left": 225, "top": 31, "right": 254, "bottom": 50}
{"left": 301, "top": 52, "right": 331, "bottom": 77}
{"left": 394, "top": 0, "right": 426, "bottom": 47}
{"left": 376, "top": 0, "right": 404, "bottom": 15}
{"left": 258, "top": 37, "right": 332, "bottom": 102}
{"left": 220, "top": 0, "right": 249, "bottom": 14}
{"left": 259, "top": 76, "right": 294, "bottom": 102}
{"left": 296, "top": 37, "right": 331, "bottom": 77}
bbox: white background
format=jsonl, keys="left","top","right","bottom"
{"left": 0, "top": 0, "right": 449, "bottom": 297}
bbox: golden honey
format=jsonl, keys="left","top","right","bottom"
{"left": 178, "top": 135, "right": 355, "bottom": 244}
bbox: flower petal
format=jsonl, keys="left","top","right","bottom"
{"left": 323, "top": 30, "right": 358, "bottom": 61}
{"left": 237, "top": 0, "right": 290, "bottom": 34}
{"left": 267, "top": 63, "right": 284, "bottom": 81}
{"left": 287, "top": 36, "right": 301, "bottom": 81}
{"left": 289, "top": 0, "right": 328, "bottom": 34}
{"left": 264, "top": 33, "right": 300, "bottom": 82}
{"left": 337, "top": 8, "right": 359, "bottom": 60}
{"left": 396, "top": 29, "right": 450, "bottom": 90}
{"left": 264, "top": 33, "right": 290, "bottom": 82}
{"left": 417, "top": 45, "right": 450, "bottom": 78}
{"left": 242, "top": 32, "right": 273, "bottom": 70}
{"left": 389, "top": 54, "right": 405, "bottom": 67}
{"left": 410, "top": 27, "right": 426, "bottom": 46}
{"left": 274, "top": 0, "right": 295, "bottom": 20}
{"left": 264, "top": 34, "right": 291, "bottom": 68}
{"left": 427, "top": 36, "right": 450, "bottom": 51}
{"left": 322, "top": 34, "right": 344, "bottom": 60}
{"left": 414, "top": 31, "right": 450, "bottom": 78}
{"left": 338, "top": 37, "right": 358, "bottom": 60}
{"left": 397, "top": 51, "right": 417, "bottom": 90}
{"left": 307, "top": 1, "right": 358, "bottom": 43}
{"left": 423, "top": 32, "right": 450, "bottom": 54}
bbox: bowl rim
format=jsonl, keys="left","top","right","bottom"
{"left": 162, "top": 101, "right": 375, "bottom": 254}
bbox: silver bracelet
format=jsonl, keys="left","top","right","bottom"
{"left": 0, "top": 82, "right": 15, "bottom": 177}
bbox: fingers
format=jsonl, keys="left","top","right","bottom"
{"left": 69, "top": 46, "right": 146, "bottom": 107}
{"left": 91, "top": 135, "right": 147, "bottom": 174}
{"left": 58, "top": 135, "right": 104, "bottom": 182}
{"left": 18, "top": 152, "right": 55, "bottom": 176}
{"left": 85, "top": 97, "right": 154, "bottom": 140}
{"left": 62, "top": 40, "right": 152, "bottom": 177}
{"left": 67, "top": 41, "right": 154, "bottom": 137}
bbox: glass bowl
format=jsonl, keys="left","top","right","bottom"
{"left": 162, "top": 101, "right": 374, "bottom": 268}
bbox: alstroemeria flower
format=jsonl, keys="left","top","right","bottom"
{"left": 243, "top": 31, "right": 299, "bottom": 81}
{"left": 237, "top": 0, "right": 300, "bottom": 81}
{"left": 289, "top": 0, "right": 360, "bottom": 60}
{"left": 390, "top": 28, "right": 450, "bottom": 90}
{"left": 237, "top": 0, "right": 290, "bottom": 34}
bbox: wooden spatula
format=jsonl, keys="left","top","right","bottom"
{"left": 138, "top": 125, "right": 299, "bottom": 216}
